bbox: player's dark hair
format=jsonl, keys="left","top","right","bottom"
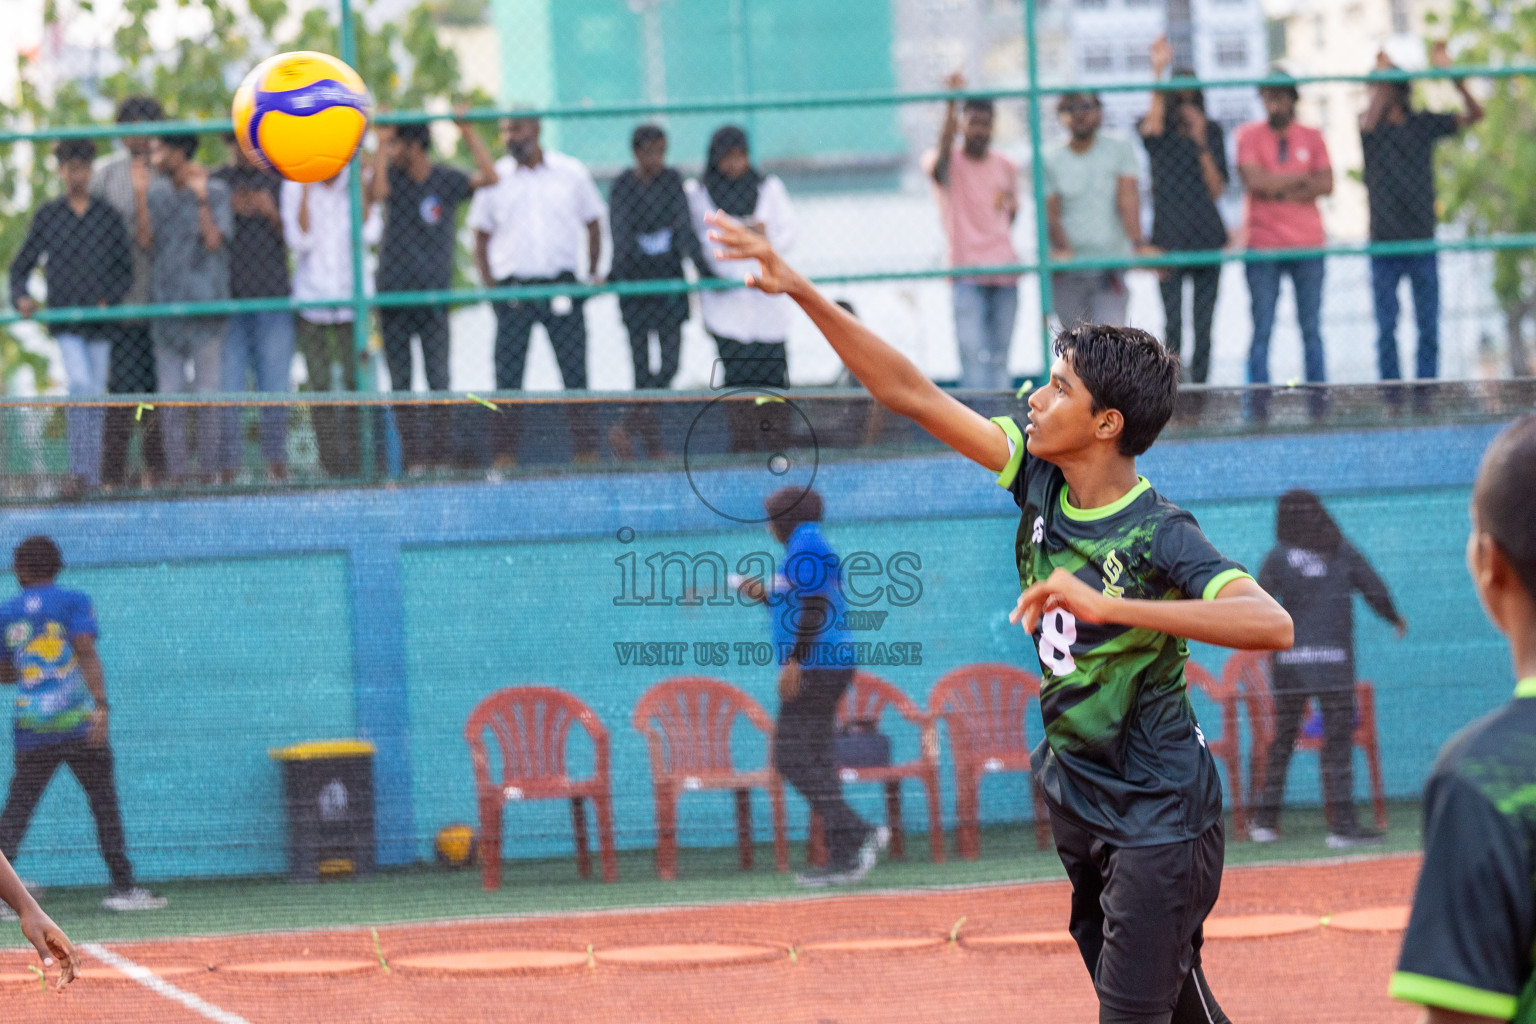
{"left": 1052, "top": 324, "right": 1179, "bottom": 457}
{"left": 115, "top": 95, "right": 164, "bottom": 124}
{"left": 962, "top": 97, "right": 994, "bottom": 117}
{"left": 13, "top": 536, "right": 62, "bottom": 584}
{"left": 1275, "top": 489, "right": 1343, "bottom": 556}
{"left": 1164, "top": 68, "right": 1207, "bottom": 126}
{"left": 395, "top": 122, "right": 431, "bottom": 151}
{"left": 765, "top": 486, "right": 823, "bottom": 544}
{"left": 1057, "top": 91, "right": 1101, "bottom": 114}
{"left": 54, "top": 138, "right": 98, "bottom": 165}
{"left": 1473, "top": 413, "right": 1536, "bottom": 603}
{"left": 1259, "top": 68, "right": 1300, "bottom": 103}
{"left": 632, "top": 123, "right": 665, "bottom": 150}
{"left": 159, "top": 133, "right": 199, "bottom": 158}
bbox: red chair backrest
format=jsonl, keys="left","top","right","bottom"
{"left": 464, "top": 686, "right": 608, "bottom": 790}
{"left": 1183, "top": 661, "right": 1237, "bottom": 750}
{"left": 632, "top": 677, "right": 773, "bottom": 777}
{"left": 837, "top": 671, "right": 924, "bottom": 729}
{"left": 927, "top": 663, "right": 1042, "bottom": 762}
{"left": 1222, "top": 650, "right": 1277, "bottom": 751}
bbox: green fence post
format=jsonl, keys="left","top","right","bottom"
{"left": 339, "top": 0, "right": 376, "bottom": 482}
{"left": 1024, "top": 0, "right": 1054, "bottom": 385}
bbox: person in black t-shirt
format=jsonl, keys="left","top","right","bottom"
{"left": 1139, "top": 38, "right": 1229, "bottom": 386}
{"left": 607, "top": 124, "right": 709, "bottom": 461}
{"left": 213, "top": 136, "right": 293, "bottom": 482}
{"left": 367, "top": 116, "right": 498, "bottom": 474}
{"left": 1360, "top": 44, "right": 1482, "bottom": 386}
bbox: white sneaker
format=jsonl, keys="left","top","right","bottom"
{"left": 1248, "top": 826, "right": 1279, "bottom": 843}
{"left": 102, "top": 887, "right": 168, "bottom": 912}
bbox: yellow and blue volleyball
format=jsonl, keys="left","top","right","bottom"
{"left": 232, "top": 51, "right": 371, "bottom": 183}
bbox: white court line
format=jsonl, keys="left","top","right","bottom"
{"left": 80, "top": 943, "right": 253, "bottom": 1024}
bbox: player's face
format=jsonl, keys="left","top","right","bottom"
{"left": 1059, "top": 97, "right": 1101, "bottom": 140}
{"left": 151, "top": 139, "right": 179, "bottom": 174}
{"left": 386, "top": 135, "right": 409, "bottom": 167}
{"left": 1260, "top": 89, "right": 1295, "bottom": 127}
{"left": 634, "top": 137, "right": 666, "bottom": 178}
{"left": 60, "top": 159, "right": 94, "bottom": 195}
{"left": 1025, "top": 355, "right": 1100, "bottom": 459}
{"left": 717, "top": 147, "right": 750, "bottom": 180}
{"left": 962, "top": 109, "right": 993, "bottom": 151}
{"left": 503, "top": 118, "right": 540, "bottom": 161}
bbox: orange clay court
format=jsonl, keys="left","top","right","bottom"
{"left": 2, "top": 855, "right": 1420, "bottom": 1024}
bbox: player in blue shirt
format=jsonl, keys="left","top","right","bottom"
{"left": 735, "top": 487, "right": 887, "bottom": 886}
{"left": 0, "top": 536, "right": 165, "bottom": 913}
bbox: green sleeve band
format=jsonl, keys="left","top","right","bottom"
{"left": 1201, "top": 568, "right": 1253, "bottom": 602}
{"left": 1389, "top": 972, "right": 1518, "bottom": 1020}
{"left": 990, "top": 416, "right": 1026, "bottom": 491}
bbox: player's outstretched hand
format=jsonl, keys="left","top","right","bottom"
{"left": 705, "top": 210, "right": 800, "bottom": 295}
{"left": 19, "top": 906, "right": 78, "bottom": 990}
{"left": 1010, "top": 567, "right": 1108, "bottom": 635}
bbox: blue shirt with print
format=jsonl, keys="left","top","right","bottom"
{"left": 1, "top": 584, "right": 97, "bottom": 750}
{"left": 769, "top": 522, "right": 853, "bottom": 664}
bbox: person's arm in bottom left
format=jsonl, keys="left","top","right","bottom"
{"left": 0, "top": 851, "right": 78, "bottom": 989}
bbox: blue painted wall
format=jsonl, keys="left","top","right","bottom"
{"left": 0, "top": 420, "right": 1516, "bottom": 884}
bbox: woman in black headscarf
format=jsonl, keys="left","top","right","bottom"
{"left": 688, "top": 125, "right": 799, "bottom": 450}
{"left": 1251, "top": 490, "right": 1407, "bottom": 847}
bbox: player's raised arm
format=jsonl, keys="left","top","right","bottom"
{"left": 706, "top": 211, "right": 1011, "bottom": 474}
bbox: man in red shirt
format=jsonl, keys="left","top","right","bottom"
{"left": 1236, "top": 70, "right": 1333, "bottom": 406}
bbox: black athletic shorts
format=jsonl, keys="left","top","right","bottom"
{"left": 1050, "top": 809, "right": 1231, "bottom": 1024}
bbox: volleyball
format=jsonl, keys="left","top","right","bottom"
{"left": 231, "top": 51, "right": 371, "bottom": 183}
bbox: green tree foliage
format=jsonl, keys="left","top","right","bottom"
{"left": 0, "top": 0, "right": 485, "bottom": 392}
{"left": 1434, "top": 0, "right": 1536, "bottom": 375}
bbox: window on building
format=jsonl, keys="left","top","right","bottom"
{"left": 1214, "top": 36, "right": 1248, "bottom": 68}
{"left": 1081, "top": 43, "right": 1113, "bottom": 72}
{"left": 1075, "top": 0, "right": 1108, "bottom": 8}
{"left": 1124, "top": 44, "right": 1151, "bottom": 70}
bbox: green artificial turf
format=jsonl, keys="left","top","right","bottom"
{"left": 0, "top": 801, "right": 1422, "bottom": 947}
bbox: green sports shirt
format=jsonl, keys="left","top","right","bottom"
{"left": 992, "top": 416, "right": 1251, "bottom": 846}
{"left": 1391, "top": 677, "right": 1536, "bottom": 1022}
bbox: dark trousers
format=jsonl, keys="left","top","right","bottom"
{"left": 1159, "top": 266, "right": 1220, "bottom": 385}
{"left": 296, "top": 319, "right": 361, "bottom": 480}
{"left": 772, "top": 667, "right": 869, "bottom": 867}
{"left": 626, "top": 321, "right": 682, "bottom": 390}
{"left": 491, "top": 275, "right": 596, "bottom": 461}
{"left": 1370, "top": 253, "right": 1439, "bottom": 381}
{"left": 102, "top": 323, "right": 165, "bottom": 487}
{"left": 381, "top": 306, "right": 451, "bottom": 470}
{"left": 712, "top": 335, "right": 789, "bottom": 454}
{"left": 0, "top": 739, "right": 134, "bottom": 891}
{"left": 1253, "top": 684, "right": 1358, "bottom": 832}
{"left": 1053, "top": 810, "right": 1231, "bottom": 1024}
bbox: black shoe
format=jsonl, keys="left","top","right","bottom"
{"left": 1326, "top": 826, "right": 1385, "bottom": 850}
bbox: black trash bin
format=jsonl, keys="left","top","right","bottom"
{"left": 269, "top": 740, "right": 376, "bottom": 883}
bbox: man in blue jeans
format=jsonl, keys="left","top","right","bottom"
{"left": 1236, "top": 72, "right": 1333, "bottom": 412}
{"left": 1360, "top": 44, "right": 1482, "bottom": 388}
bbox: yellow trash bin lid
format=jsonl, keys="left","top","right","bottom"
{"left": 269, "top": 739, "right": 376, "bottom": 762}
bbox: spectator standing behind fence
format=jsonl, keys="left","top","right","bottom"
{"left": 1250, "top": 490, "right": 1406, "bottom": 848}
{"left": 213, "top": 136, "right": 292, "bottom": 483}
{"left": 282, "top": 167, "right": 381, "bottom": 480}
{"left": 91, "top": 96, "right": 166, "bottom": 490}
{"left": 1360, "top": 43, "right": 1483, "bottom": 389}
{"left": 1045, "top": 92, "right": 1152, "bottom": 330}
{"left": 608, "top": 124, "right": 709, "bottom": 461}
{"left": 368, "top": 114, "right": 498, "bottom": 475}
{"left": 9, "top": 140, "right": 132, "bottom": 499}
{"left": 924, "top": 72, "right": 1020, "bottom": 390}
{"left": 1140, "top": 38, "right": 1230, "bottom": 385}
{"left": 0, "top": 537, "right": 166, "bottom": 914}
{"left": 1236, "top": 71, "right": 1333, "bottom": 400}
{"left": 686, "top": 126, "right": 798, "bottom": 452}
{"left": 145, "top": 134, "right": 231, "bottom": 485}
{"left": 469, "top": 115, "right": 604, "bottom": 470}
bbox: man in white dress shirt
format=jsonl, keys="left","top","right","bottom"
{"left": 281, "top": 167, "right": 382, "bottom": 479}
{"left": 469, "top": 116, "right": 605, "bottom": 467}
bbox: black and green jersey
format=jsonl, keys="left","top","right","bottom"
{"left": 1391, "top": 678, "right": 1536, "bottom": 1022}
{"left": 991, "top": 416, "right": 1251, "bottom": 847}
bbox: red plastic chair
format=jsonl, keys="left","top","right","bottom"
{"left": 1225, "top": 651, "right": 1388, "bottom": 835}
{"left": 928, "top": 663, "right": 1051, "bottom": 859}
{"left": 465, "top": 686, "right": 617, "bottom": 891}
{"left": 1184, "top": 661, "right": 1248, "bottom": 835}
{"left": 807, "top": 671, "right": 945, "bottom": 867}
{"left": 632, "top": 677, "right": 788, "bottom": 881}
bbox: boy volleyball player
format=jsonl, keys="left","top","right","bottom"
{"left": 1391, "top": 414, "right": 1536, "bottom": 1023}
{"left": 706, "top": 212, "right": 1294, "bottom": 1023}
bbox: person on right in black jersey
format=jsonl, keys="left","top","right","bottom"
{"left": 1391, "top": 413, "right": 1536, "bottom": 1023}
{"left": 1250, "top": 489, "right": 1407, "bottom": 848}
{"left": 705, "top": 211, "right": 1293, "bottom": 1024}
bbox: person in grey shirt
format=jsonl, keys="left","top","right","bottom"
{"left": 143, "top": 133, "right": 231, "bottom": 483}
{"left": 91, "top": 95, "right": 166, "bottom": 488}
{"left": 1251, "top": 490, "right": 1407, "bottom": 848}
